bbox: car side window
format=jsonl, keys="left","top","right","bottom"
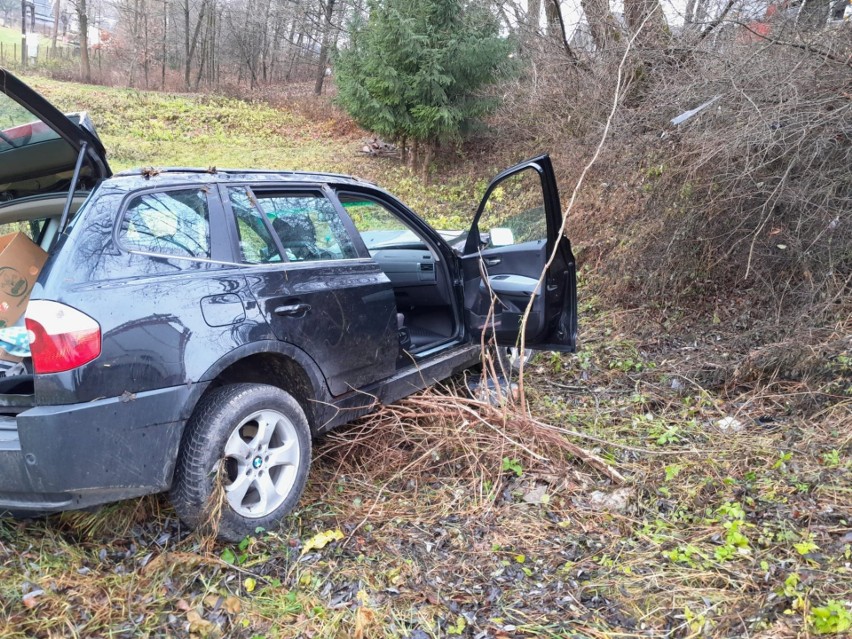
{"left": 254, "top": 192, "right": 357, "bottom": 262}
{"left": 337, "top": 193, "right": 424, "bottom": 251}
{"left": 227, "top": 187, "right": 282, "bottom": 264}
{"left": 475, "top": 168, "right": 547, "bottom": 249}
{"left": 119, "top": 188, "right": 211, "bottom": 258}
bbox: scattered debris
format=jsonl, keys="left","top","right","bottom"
{"left": 522, "top": 482, "right": 549, "bottom": 505}
{"left": 360, "top": 136, "right": 398, "bottom": 156}
{"left": 301, "top": 529, "right": 344, "bottom": 554}
{"left": 587, "top": 487, "right": 632, "bottom": 514}
{"left": 669, "top": 95, "right": 721, "bottom": 127}
{"left": 716, "top": 416, "right": 745, "bottom": 432}
{"left": 21, "top": 589, "right": 44, "bottom": 609}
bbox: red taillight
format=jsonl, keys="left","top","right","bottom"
{"left": 25, "top": 301, "right": 101, "bottom": 374}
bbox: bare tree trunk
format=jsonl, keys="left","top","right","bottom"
{"left": 208, "top": 5, "right": 216, "bottom": 85}
{"left": 161, "top": 0, "right": 167, "bottom": 88}
{"left": 20, "top": 0, "right": 27, "bottom": 68}
{"left": 684, "top": 0, "right": 697, "bottom": 25}
{"left": 184, "top": 0, "right": 208, "bottom": 89}
{"left": 143, "top": 0, "right": 149, "bottom": 88}
{"left": 194, "top": 17, "right": 206, "bottom": 88}
{"left": 286, "top": 17, "right": 304, "bottom": 81}
{"left": 545, "top": 0, "right": 583, "bottom": 63}
{"left": 409, "top": 138, "right": 419, "bottom": 172}
{"left": 52, "top": 0, "right": 61, "bottom": 50}
{"left": 420, "top": 141, "right": 433, "bottom": 185}
{"left": 78, "top": 0, "right": 91, "bottom": 81}
{"left": 194, "top": 2, "right": 216, "bottom": 89}
{"left": 580, "top": 0, "right": 620, "bottom": 51}
{"left": 313, "top": 0, "right": 336, "bottom": 95}
{"left": 184, "top": 0, "right": 190, "bottom": 86}
{"left": 259, "top": 0, "right": 272, "bottom": 83}
{"left": 128, "top": 0, "right": 140, "bottom": 87}
{"left": 692, "top": 0, "right": 710, "bottom": 28}
{"left": 624, "top": 0, "right": 668, "bottom": 48}
{"left": 215, "top": 4, "right": 222, "bottom": 86}
{"left": 268, "top": 11, "right": 284, "bottom": 79}
{"left": 527, "top": 0, "right": 541, "bottom": 33}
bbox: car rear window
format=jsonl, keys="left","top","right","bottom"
{"left": 119, "top": 189, "right": 211, "bottom": 258}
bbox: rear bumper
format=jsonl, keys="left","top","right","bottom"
{"left": 0, "top": 384, "right": 205, "bottom": 513}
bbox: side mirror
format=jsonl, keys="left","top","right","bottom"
{"left": 489, "top": 227, "right": 514, "bottom": 247}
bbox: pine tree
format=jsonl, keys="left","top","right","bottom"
{"left": 335, "top": 0, "right": 514, "bottom": 181}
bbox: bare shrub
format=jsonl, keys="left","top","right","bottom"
{"left": 308, "top": 382, "right": 623, "bottom": 524}
{"left": 494, "top": 17, "right": 851, "bottom": 339}
{"left": 629, "top": 34, "right": 851, "bottom": 318}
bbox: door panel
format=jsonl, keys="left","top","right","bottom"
{"left": 462, "top": 155, "right": 577, "bottom": 352}
{"left": 242, "top": 263, "right": 398, "bottom": 395}
{"left": 223, "top": 185, "right": 399, "bottom": 396}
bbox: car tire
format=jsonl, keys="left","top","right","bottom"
{"left": 171, "top": 383, "right": 311, "bottom": 542}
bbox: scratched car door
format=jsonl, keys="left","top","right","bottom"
{"left": 222, "top": 184, "right": 399, "bottom": 396}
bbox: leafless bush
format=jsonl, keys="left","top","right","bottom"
{"left": 495, "top": 16, "right": 851, "bottom": 335}
{"left": 630, "top": 30, "right": 850, "bottom": 319}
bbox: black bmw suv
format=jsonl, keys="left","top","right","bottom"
{"left": 0, "top": 70, "right": 576, "bottom": 540}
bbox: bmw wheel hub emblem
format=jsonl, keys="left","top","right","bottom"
{"left": 252, "top": 456, "right": 263, "bottom": 469}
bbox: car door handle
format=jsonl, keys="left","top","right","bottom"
{"left": 484, "top": 258, "right": 501, "bottom": 266}
{"left": 274, "top": 303, "right": 312, "bottom": 317}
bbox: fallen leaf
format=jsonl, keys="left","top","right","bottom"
{"left": 302, "top": 529, "right": 344, "bottom": 554}
{"left": 22, "top": 593, "right": 41, "bottom": 609}
{"left": 176, "top": 598, "right": 191, "bottom": 611}
{"left": 222, "top": 596, "right": 241, "bottom": 614}
{"left": 187, "top": 609, "right": 221, "bottom": 637}
{"left": 353, "top": 605, "right": 376, "bottom": 639}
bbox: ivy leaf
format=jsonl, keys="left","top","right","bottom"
{"left": 220, "top": 547, "right": 237, "bottom": 564}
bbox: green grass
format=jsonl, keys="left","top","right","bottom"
{"left": 1, "top": 314, "right": 847, "bottom": 637}
{"left": 0, "top": 27, "right": 69, "bottom": 64}
{"left": 0, "top": 26, "right": 24, "bottom": 52}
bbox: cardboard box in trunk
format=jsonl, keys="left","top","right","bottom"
{"left": 0, "top": 232, "right": 47, "bottom": 328}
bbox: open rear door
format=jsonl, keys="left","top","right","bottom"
{"left": 461, "top": 155, "right": 577, "bottom": 351}
{"left": 0, "top": 69, "right": 110, "bottom": 205}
